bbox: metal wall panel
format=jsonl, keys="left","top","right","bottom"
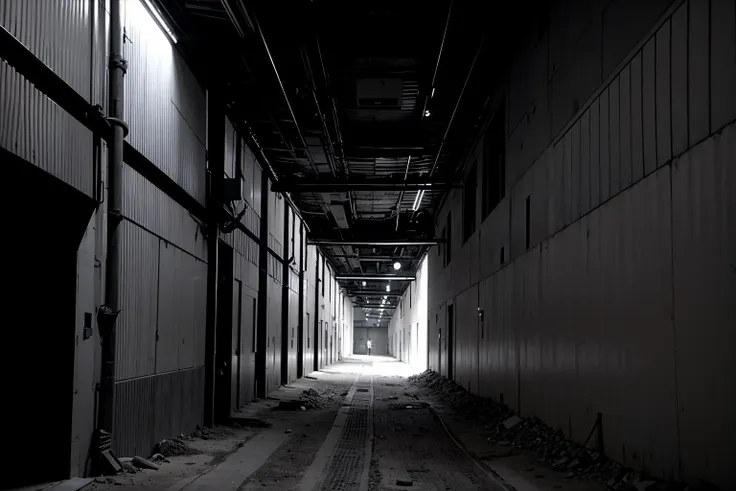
{"left": 589, "top": 98, "right": 601, "bottom": 209}
{"left": 672, "top": 124, "right": 736, "bottom": 490}
{"left": 427, "top": 2, "right": 736, "bottom": 486}
{"left": 619, "top": 65, "right": 632, "bottom": 188}
{"left": 563, "top": 129, "right": 573, "bottom": 224}
{"left": 0, "top": 0, "right": 92, "bottom": 98}
{"left": 670, "top": 2, "right": 688, "bottom": 156}
{"left": 123, "top": 0, "right": 206, "bottom": 204}
{"left": 0, "top": 62, "right": 94, "bottom": 196}
{"left": 609, "top": 76, "right": 621, "bottom": 195}
{"left": 454, "top": 285, "right": 478, "bottom": 393}
{"left": 656, "top": 20, "right": 672, "bottom": 167}
{"left": 478, "top": 197, "right": 510, "bottom": 280}
{"left": 709, "top": 0, "right": 736, "bottom": 132}
{"left": 156, "top": 242, "right": 207, "bottom": 372}
{"left": 599, "top": 87, "right": 611, "bottom": 202}
{"left": 113, "top": 367, "right": 204, "bottom": 457}
{"left": 121, "top": 164, "right": 207, "bottom": 261}
{"left": 630, "top": 52, "right": 645, "bottom": 182}
{"left": 580, "top": 110, "right": 591, "bottom": 214}
{"left": 688, "top": 0, "right": 710, "bottom": 146}
{"left": 116, "top": 221, "right": 159, "bottom": 380}
{"left": 643, "top": 38, "right": 658, "bottom": 175}
{"left": 571, "top": 120, "right": 581, "bottom": 220}
{"left": 479, "top": 262, "right": 517, "bottom": 405}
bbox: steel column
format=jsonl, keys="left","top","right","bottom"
{"left": 204, "top": 91, "right": 225, "bottom": 426}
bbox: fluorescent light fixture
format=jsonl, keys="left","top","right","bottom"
{"left": 142, "top": 0, "right": 178, "bottom": 44}
{"left": 424, "top": 109, "right": 431, "bottom": 117}
{"left": 411, "top": 190, "right": 425, "bottom": 211}
{"left": 393, "top": 261, "right": 402, "bottom": 270}
{"left": 361, "top": 281, "right": 367, "bottom": 286}
{"left": 431, "top": 87, "right": 436, "bottom": 98}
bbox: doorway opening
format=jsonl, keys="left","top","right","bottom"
{"left": 447, "top": 303, "right": 454, "bottom": 381}
{"left": 215, "top": 242, "right": 234, "bottom": 423}
{"left": 3, "top": 150, "right": 95, "bottom": 488}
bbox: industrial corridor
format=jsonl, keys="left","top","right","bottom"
{"left": 1, "top": 0, "right": 734, "bottom": 490}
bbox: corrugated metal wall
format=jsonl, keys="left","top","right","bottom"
{"left": 670, "top": 124, "right": 735, "bottom": 486}
{"left": 428, "top": 0, "right": 735, "bottom": 486}
{"left": 111, "top": 0, "right": 210, "bottom": 457}
{"left": 0, "top": 0, "right": 92, "bottom": 97}
{"left": 122, "top": 0, "right": 206, "bottom": 204}
{"left": 0, "top": 61, "right": 94, "bottom": 195}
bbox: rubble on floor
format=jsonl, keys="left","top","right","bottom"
{"left": 408, "top": 370, "right": 714, "bottom": 491}
{"left": 299, "top": 386, "right": 342, "bottom": 409}
{"left": 153, "top": 425, "right": 232, "bottom": 458}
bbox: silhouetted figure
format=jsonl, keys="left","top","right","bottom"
{"left": 367, "top": 338, "right": 372, "bottom": 355}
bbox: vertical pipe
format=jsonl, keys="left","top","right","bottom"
{"left": 204, "top": 92, "right": 225, "bottom": 425}
{"left": 99, "top": 0, "right": 125, "bottom": 439}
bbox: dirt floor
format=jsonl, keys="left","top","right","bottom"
{"left": 19, "top": 356, "right": 708, "bottom": 491}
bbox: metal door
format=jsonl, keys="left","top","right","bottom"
{"left": 232, "top": 279, "right": 242, "bottom": 411}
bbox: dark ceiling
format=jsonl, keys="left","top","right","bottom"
{"left": 154, "top": 0, "right": 538, "bottom": 315}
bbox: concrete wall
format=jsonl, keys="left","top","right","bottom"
{"left": 428, "top": 0, "right": 735, "bottom": 487}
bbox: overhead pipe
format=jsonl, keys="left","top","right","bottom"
{"left": 428, "top": 35, "right": 486, "bottom": 179}
{"left": 302, "top": 45, "right": 339, "bottom": 178}
{"left": 250, "top": 13, "right": 319, "bottom": 176}
{"left": 397, "top": 1, "right": 451, "bottom": 230}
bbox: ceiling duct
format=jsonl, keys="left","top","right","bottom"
{"left": 326, "top": 192, "right": 351, "bottom": 229}
{"left": 356, "top": 78, "right": 403, "bottom": 108}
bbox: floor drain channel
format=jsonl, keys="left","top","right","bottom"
{"left": 319, "top": 377, "right": 371, "bottom": 490}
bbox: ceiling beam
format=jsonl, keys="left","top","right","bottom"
{"left": 272, "top": 179, "right": 460, "bottom": 193}
{"left": 309, "top": 239, "right": 441, "bottom": 246}
{"left": 354, "top": 304, "right": 396, "bottom": 309}
{"left": 348, "top": 291, "right": 402, "bottom": 297}
{"left": 336, "top": 275, "right": 415, "bottom": 281}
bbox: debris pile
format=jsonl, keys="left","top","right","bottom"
{"left": 299, "top": 386, "right": 342, "bottom": 409}
{"left": 161, "top": 438, "right": 201, "bottom": 457}
{"left": 190, "top": 425, "right": 233, "bottom": 440}
{"left": 409, "top": 370, "right": 707, "bottom": 491}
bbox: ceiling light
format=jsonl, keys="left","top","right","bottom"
{"left": 142, "top": 0, "right": 178, "bottom": 44}
{"left": 393, "top": 261, "right": 402, "bottom": 270}
{"left": 424, "top": 109, "right": 431, "bottom": 117}
{"left": 362, "top": 281, "right": 367, "bottom": 286}
{"left": 431, "top": 87, "right": 436, "bottom": 98}
{"left": 411, "top": 190, "right": 425, "bottom": 211}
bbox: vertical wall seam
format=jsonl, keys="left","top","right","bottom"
{"left": 668, "top": 164, "right": 682, "bottom": 480}
{"left": 154, "top": 238, "right": 162, "bottom": 374}
{"left": 707, "top": 0, "right": 711, "bottom": 136}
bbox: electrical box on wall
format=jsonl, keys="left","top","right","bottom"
{"left": 222, "top": 178, "right": 242, "bottom": 202}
